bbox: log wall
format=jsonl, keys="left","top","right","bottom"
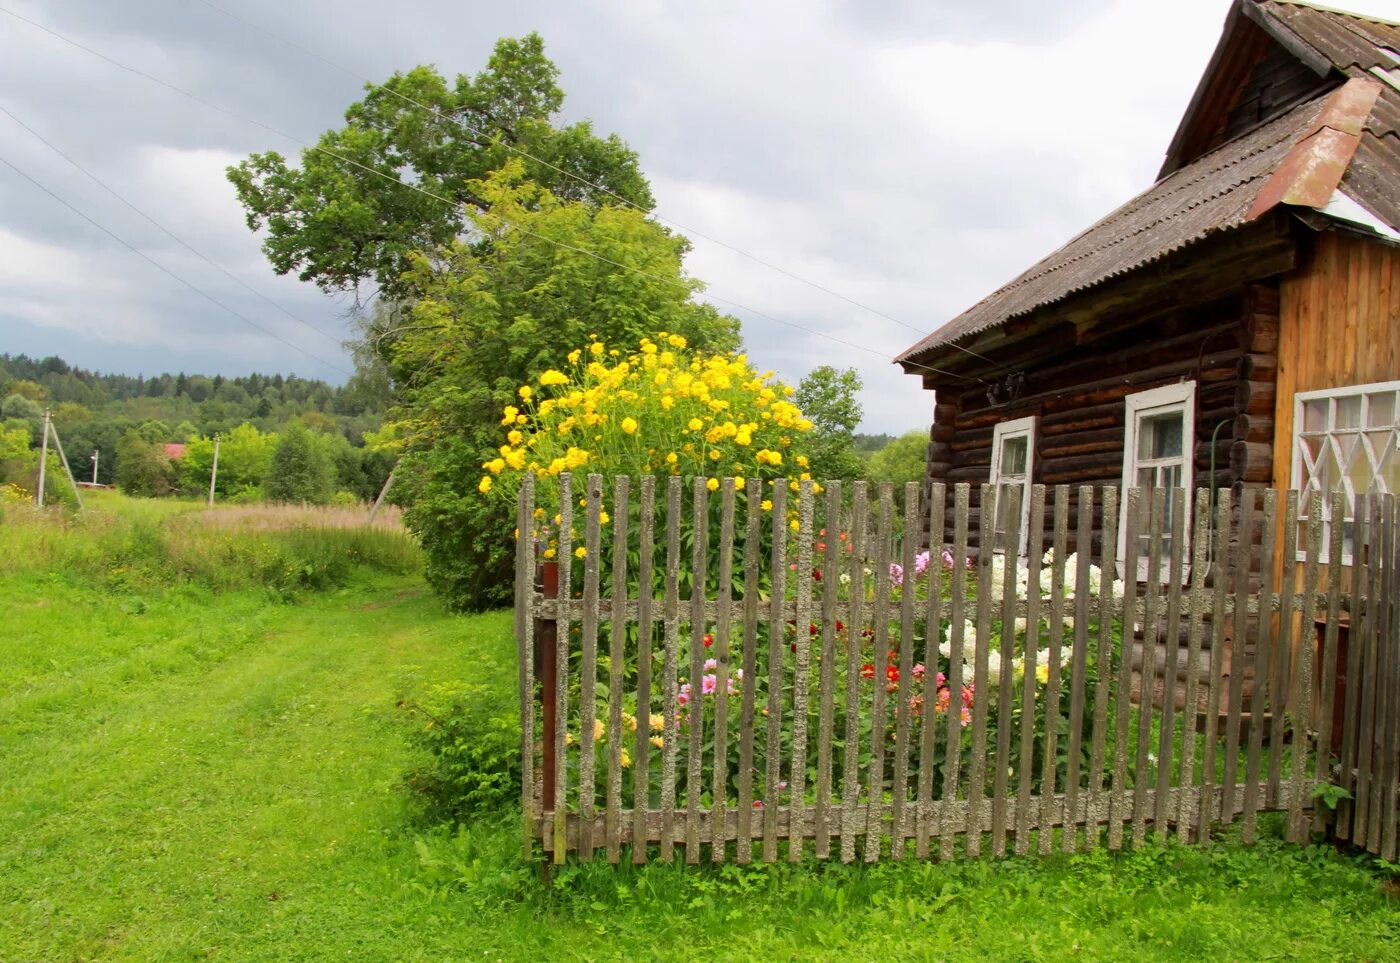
{"left": 920, "top": 283, "right": 1283, "bottom": 557}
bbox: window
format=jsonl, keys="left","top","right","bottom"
{"left": 1120, "top": 382, "right": 1195, "bottom": 576}
{"left": 1292, "top": 380, "right": 1400, "bottom": 563}
{"left": 990, "top": 416, "right": 1036, "bottom": 555}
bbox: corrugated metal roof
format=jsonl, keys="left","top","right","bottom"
{"left": 899, "top": 0, "right": 1400, "bottom": 367}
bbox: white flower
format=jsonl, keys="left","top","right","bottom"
{"left": 940, "top": 618, "right": 976, "bottom": 658}
{"left": 838, "top": 572, "right": 851, "bottom": 586}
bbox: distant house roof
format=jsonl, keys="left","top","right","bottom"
{"left": 164, "top": 443, "right": 187, "bottom": 460}
{"left": 898, "top": 0, "right": 1400, "bottom": 369}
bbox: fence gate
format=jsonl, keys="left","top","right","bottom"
{"left": 514, "top": 474, "right": 1398, "bottom": 865}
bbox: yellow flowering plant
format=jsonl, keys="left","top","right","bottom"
{"left": 484, "top": 332, "right": 821, "bottom": 555}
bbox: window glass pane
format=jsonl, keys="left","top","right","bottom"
{"left": 1379, "top": 444, "right": 1400, "bottom": 495}
{"left": 1138, "top": 412, "right": 1183, "bottom": 459}
{"left": 1136, "top": 466, "right": 1155, "bottom": 489}
{"left": 1304, "top": 398, "right": 1329, "bottom": 432}
{"left": 1161, "top": 463, "right": 1182, "bottom": 490}
{"left": 1367, "top": 392, "right": 1396, "bottom": 429}
{"left": 1337, "top": 395, "right": 1362, "bottom": 429}
{"left": 1000, "top": 435, "right": 1027, "bottom": 476}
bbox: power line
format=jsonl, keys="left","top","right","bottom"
{"left": 0, "top": 100, "right": 347, "bottom": 350}
{"left": 191, "top": 0, "right": 1007, "bottom": 373}
{"left": 0, "top": 152, "right": 353, "bottom": 377}
{"left": 0, "top": 4, "right": 981, "bottom": 385}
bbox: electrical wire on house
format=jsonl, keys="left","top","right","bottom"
{"left": 191, "top": 0, "right": 1007, "bottom": 375}
{"left": 0, "top": 102, "right": 348, "bottom": 350}
{"left": 0, "top": 4, "right": 985, "bottom": 385}
{"left": 0, "top": 152, "right": 354, "bottom": 377}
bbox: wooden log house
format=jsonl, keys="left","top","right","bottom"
{"left": 897, "top": 0, "right": 1400, "bottom": 710}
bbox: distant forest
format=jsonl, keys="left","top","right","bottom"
{"left": 1, "top": 353, "right": 391, "bottom": 500}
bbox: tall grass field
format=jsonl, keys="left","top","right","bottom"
{"left": 1, "top": 494, "right": 1397, "bottom": 960}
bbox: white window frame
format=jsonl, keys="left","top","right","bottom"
{"left": 1291, "top": 379, "right": 1400, "bottom": 565}
{"left": 1119, "top": 381, "right": 1196, "bottom": 576}
{"left": 990, "top": 415, "right": 1036, "bottom": 556}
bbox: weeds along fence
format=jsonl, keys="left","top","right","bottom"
{"left": 513, "top": 474, "right": 1399, "bottom": 865}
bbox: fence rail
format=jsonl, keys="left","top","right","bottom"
{"left": 513, "top": 474, "right": 1399, "bottom": 865}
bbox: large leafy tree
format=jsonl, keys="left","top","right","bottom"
{"left": 794, "top": 365, "right": 866, "bottom": 482}
{"left": 227, "top": 34, "right": 653, "bottom": 301}
{"left": 387, "top": 166, "right": 740, "bottom": 610}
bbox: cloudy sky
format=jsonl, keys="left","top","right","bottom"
{"left": 1, "top": 0, "right": 1260, "bottom": 432}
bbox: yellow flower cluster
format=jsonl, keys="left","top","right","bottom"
{"left": 482, "top": 334, "right": 820, "bottom": 526}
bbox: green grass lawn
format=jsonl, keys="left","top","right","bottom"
{"left": 2, "top": 501, "right": 1398, "bottom": 961}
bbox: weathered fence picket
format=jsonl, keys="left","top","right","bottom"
{"left": 516, "top": 476, "right": 1399, "bottom": 866}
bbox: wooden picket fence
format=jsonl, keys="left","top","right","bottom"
{"left": 513, "top": 474, "right": 1399, "bottom": 865}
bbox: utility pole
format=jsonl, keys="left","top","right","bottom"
{"left": 48, "top": 420, "right": 84, "bottom": 510}
{"left": 90, "top": 450, "right": 99, "bottom": 485}
{"left": 367, "top": 467, "right": 395, "bottom": 525}
{"left": 36, "top": 410, "right": 50, "bottom": 507}
{"left": 207, "top": 434, "right": 220, "bottom": 508}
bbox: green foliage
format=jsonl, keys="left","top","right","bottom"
{"left": 401, "top": 681, "right": 521, "bottom": 822}
{"left": 866, "top": 428, "right": 929, "bottom": 506}
{"left": 265, "top": 424, "right": 336, "bottom": 504}
{"left": 389, "top": 167, "right": 740, "bottom": 611}
{"left": 114, "top": 430, "right": 174, "bottom": 497}
{"left": 226, "top": 34, "right": 654, "bottom": 299}
{"left": 794, "top": 365, "right": 866, "bottom": 481}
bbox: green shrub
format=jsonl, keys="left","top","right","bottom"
{"left": 401, "top": 680, "right": 521, "bottom": 823}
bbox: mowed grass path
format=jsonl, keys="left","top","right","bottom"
{"left": 4, "top": 562, "right": 1400, "bottom": 961}
{"left": 1, "top": 570, "right": 515, "bottom": 961}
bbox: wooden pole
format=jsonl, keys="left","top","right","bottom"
{"left": 47, "top": 421, "right": 84, "bottom": 510}
{"left": 36, "top": 410, "right": 50, "bottom": 507}
{"left": 367, "top": 466, "right": 396, "bottom": 524}
{"left": 536, "top": 559, "right": 560, "bottom": 883}
{"left": 207, "top": 434, "right": 220, "bottom": 508}
{"left": 90, "top": 449, "right": 99, "bottom": 485}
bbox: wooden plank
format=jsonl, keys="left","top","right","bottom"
{"left": 1372, "top": 495, "right": 1394, "bottom": 856}
{"left": 1132, "top": 487, "right": 1162, "bottom": 848}
{"left": 685, "top": 478, "right": 708, "bottom": 864}
{"left": 842, "top": 482, "right": 870, "bottom": 863}
{"left": 517, "top": 474, "right": 537, "bottom": 859}
{"left": 606, "top": 477, "right": 630, "bottom": 862}
{"left": 1109, "top": 487, "right": 1142, "bottom": 851}
{"left": 1154, "top": 488, "right": 1187, "bottom": 840}
{"left": 865, "top": 485, "right": 895, "bottom": 862}
{"left": 1197, "top": 490, "right": 1232, "bottom": 846}
{"left": 1368, "top": 495, "right": 1395, "bottom": 854}
{"left": 1016, "top": 485, "right": 1047, "bottom": 856}
{"left": 736, "top": 478, "right": 762, "bottom": 863}
{"left": 1086, "top": 486, "right": 1118, "bottom": 851}
{"left": 554, "top": 474, "right": 574, "bottom": 862}
{"left": 940, "top": 483, "right": 971, "bottom": 861}
{"left": 711, "top": 479, "right": 736, "bottom": 864}
{"left": 763, "top": 484, "right": 788, "bottom": 863}
{"left": 1337, "top": 493, "right": 1369, "bottom": 840}
{"left": 991, "top": 484, "right": 1022, "bottom": 857}
{"left": 1312, "top": 490, "right": 1345, "bottom": 835}
{"left": 1268, "top": 491, "right": 1300, "bottom": 811}
{"left": 1177, "top": 490, "right": 1211, "bottom": 843}
{"left": 916, "top": 483, "right": 946, "bottom": 859}
{"left": 1040, "top": 486, "right": 1070, "bottom": 855}
{"left": 658, "top": 477, "right": 682, "bottom": 862}
{"left": 814, "top": 481, "right": 842, "bottom": 860}
{"left": 632, "top": 476, "right": 656, "bottom": 865}
{"left": 790, "top": 480, "right": 816, "bottom": 862}
{"left": 578, "top": 475, "right": 603, "bottom": 861}
{"left": 1288, "top": 494, "right": 1322, "bottom": 843}
{"left": 1242, "top": 488, "right": 1276, "bottom": 844}
{"left": 1062, "top": 486, "right": 1094, "bottom": 854}
{"left": 1221, "top": 487, "right": 1254, "bottom": 833}
{"left": 890, "top": 482, "right": 920, "bottom": 860}
{"left": 965, "top": 483, "right": 997, "bottom": 858}
{"left": 1353, "top": 495, "right": 1382, "bottom": 846}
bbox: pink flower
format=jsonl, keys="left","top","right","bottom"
{"left": 702, "top": 674, "right": 717, "bottom": 695}
{"left": 889, "top": 562, "right": 904, "bottom": 586}
{"left": 704, "top": 658, "right": 718, "bottom": 671}
{"left": 914, "top": 551, "right": 931, "bottom": 576}
{"left": 912, "top": 662, "right": 926, "bottom": 678}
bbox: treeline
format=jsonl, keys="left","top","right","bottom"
{"left": 0, "top": 353, "right": 393, "bottom": 504}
